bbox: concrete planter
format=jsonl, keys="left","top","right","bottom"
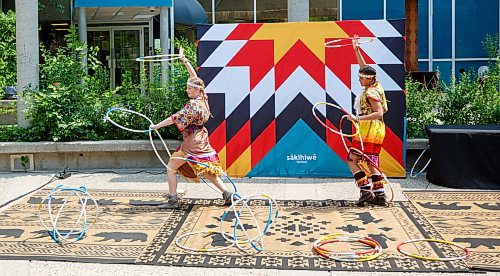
{"left": 0, "top": 140, "right": 181, "bottom": 171}
{"left": 0, "top": 139, "right": 429, "bottom": 173}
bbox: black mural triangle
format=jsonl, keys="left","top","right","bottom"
{"left": 388, "top": 19, "right": 406, "bottom": 37}
{"left": 197, "top": 41, "right": 224, "bottom": 67}
{"left": 276, "top": 93, "right": 326, "bottom": 143}
{"left": 378, "top": 64, "right": 406, "bottom": 90}
{"left": 251, "top": 95, "right": 275, "bottom": 142}
{"left": 206, "top": 93, "right": 226, "bottom": 134}
{"left": 383, "top": 90, "right": 405, "bottom": 140}
{"left": 324, "top": 94, "right": 356, "bottom": 137}
{"left": 196, "top": 24, "right": 213, "bottom": 41}
{"left": 379, "top": 37, "right": 405, "bottom": 64}
{"left": 197, "top": 67, "right": 224, "bottom": 88}
{"left": 226, "top": 95, "right": 250, "bottom": 142}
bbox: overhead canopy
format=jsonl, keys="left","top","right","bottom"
{"left": 174, "top": 0, "right": 208, "bottom": 25}
{"left": 75, "top": 0, "right": 207, "bottom": 25}
{"left": 75, "top": 0, "right": 172, "bottom": 7}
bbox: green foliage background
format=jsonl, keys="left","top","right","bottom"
{"left": 0, "top": 10, "right": 17, "bottom": 97}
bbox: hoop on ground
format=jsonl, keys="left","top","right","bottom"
{"left": 397, "top": 238, "right": 470, "bottom": 261}
{"left": 410, "top": 145, "right": 431, "bottom": 178}
{"left": 313, "top": 233, "right": 383, "bottom": 262}
{"left": 312, "top": 102, "right": 360, "bottom": 138}
{"left": 219, "top": 193, "right": 279, "bottom": 252}
{"left": 38, "top": 184, "right": 99, "bottom": 244}
{"left": 136, "top": 54, "right": 181, "bottom": 62}
{"left": 325, "top": 37, "right": 374, "bottom": 48}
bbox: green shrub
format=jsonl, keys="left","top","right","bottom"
{"left": 406, "top": 34, "right": 500, "bottom": 138}
{"left": 24, "top": 28, "right": 117, "bottom": 141}
{"left": 2, "top": 32, "right": 197, "bottom": 142}
{"left": 405, "top": 78, "right": 442, "bottom": 138}
{"left": 0, "top": 10, "right": 17, "bottom": 97}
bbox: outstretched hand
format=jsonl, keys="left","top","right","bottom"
{"left": 352, "top": 34, "right": 360, "bottom": 51}
{"left": 179, "top": 47, "right": 187, "bottom": 63}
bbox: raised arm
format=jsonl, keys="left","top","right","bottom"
{"left": 179, "top": 47, "right": 197, "bottom": 78}
{"left": 352, "top": 35, "right": 367, "bottom": 68}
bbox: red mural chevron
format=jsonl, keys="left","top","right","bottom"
{"left": 251, "top": 120, "right": 276, "bottom": 167}
{"left": 226, "top": 23, "right": 263, "bottom": 40}
{"left": 336, "top": 20, "right": 375, "bottom": 38}
{"left": 275, "top": 40, "right": 325, "bottom": 90}
{"left": 227, "top": 40, "right": 274, "bottom": 91}
{"left": 225, "top": 121, "right": 251, "bottom": 169}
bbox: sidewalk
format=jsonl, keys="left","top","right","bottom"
{"left": 0, "top": 170, "right": 493, "bottom": 276}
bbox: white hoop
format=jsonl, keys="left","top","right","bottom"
{"left": 104, "top": 107, "right": 153, "bottom": 133}
{"left": 136, "top": 54, "right": 182, "bottom": 62}
{"left": 325, "top": 37, "right": 374, "bottom": 48}
{"left": 38, "top": 185, "right": 99, "bottom": 244}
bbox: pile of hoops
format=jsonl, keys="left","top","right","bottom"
{"left": 38, "top": 184, "right": 99, "bottom": 244}
{"left": 311, "top": 101, "right": 394, "bottom": 202}
{"left": 313, "top": 233, "right": 383, "bottom": 262}
{"left": 175, "top": 193, "right": 279, "bottom": 253}
{"left": 104, "top": 107, "right": 279, "bottom": 253}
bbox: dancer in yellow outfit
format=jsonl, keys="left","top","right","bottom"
{"left": 347, "top": 35, "right": 389, "bottom": 207}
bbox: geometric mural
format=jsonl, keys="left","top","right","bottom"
{"left": 197, "top": 20, "right": 406, "bottom": 177}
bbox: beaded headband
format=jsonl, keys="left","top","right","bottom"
{"left": 358, "top": 73, "right": 376, "bottom": 79}
{"left": 187, "top": 82, "right": 204, "bottom": 89}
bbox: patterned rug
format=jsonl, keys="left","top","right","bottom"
{"left": 0, "top": 189, "right": 470, "bottom": 272}
{"left": 405, "top": 191, "right": 500, "bottom": 271}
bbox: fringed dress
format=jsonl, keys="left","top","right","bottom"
{"left": 351, "top": 82, "right": 388, "bottom": 166}
{"left": 170, "top": 97, "right": 223, "bottom": 180}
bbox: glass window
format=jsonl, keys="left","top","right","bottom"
{"left": 433, "top": 61, "right": 452, "bottom": 84}
{"left": 342, "top": 0, "right": 384, "bottom": 20}
{"left": 387, "top": 0, "right": 405, "bottom": 19}
{"left": 418, "top": 0, "right": 429, "bottom": 59}
{"left": 456, "top": 0, "right": 499, "bottom": 58}
{"left": 418, "top": 61, "right": 429, "bottom": 71}
{"left": 455, "top": 60, "right": 490, "bottom": 79}
{"left": 433, "top": 0, "right": 452, "bottom": 59}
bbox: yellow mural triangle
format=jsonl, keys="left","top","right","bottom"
{"left": 250, "top": 21, "right": 349, "bottom": 63}
{"left": 380, "top": 149, "right": 406, "bottom": 177}
{"left": 226, "top": 146, "right": 251, "bottom": 177}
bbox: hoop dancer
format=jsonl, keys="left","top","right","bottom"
{"left": 149, "top": 47, "right": 233, "bottom": 209}
{"left": 347, "top": 35, "right": 389, "bottom": 207}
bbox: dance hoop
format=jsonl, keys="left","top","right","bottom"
{"left": 312, "top": 102, "right": 360, "bottom": 138}
{"left": 313, "top": 233, "right": 383, "bottom": 262}
{"left": 220, "top": 193, "right": 279, "bottom": 252}
{"left": 397, "top": 238, "right": 470, "bottom": 261}
{"left": 104, "top": 107, "right": 238, "bottom": 194}
{"left": 410, "top": 145, "right": 431, "bottom": 178}
{"left": 312, "top": 101, "right": 394, "bottom": 204}
{"left": 105, "top": 107, "right": 278, "bottom": 253}
{"left": 38, "top": 185, "right": 99, "bottom": 244}
{"left": 325, "top": 37, "right": 374, "bottom": 48}
{"left": 136, "top": 54, "right": 181, "bottom": 62}
{"left": 104, "top": 107, "right": 153, "bottom": 133}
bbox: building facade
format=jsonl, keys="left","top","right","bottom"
{"left": 3, "top": 0, "right": 499, "bottom": 85}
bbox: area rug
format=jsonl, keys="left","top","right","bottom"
{"left": 0, "top": 189, "right": 470, "bottom": 272}
{"left": 405, "top": 191, "right": 500, "bottom": 271}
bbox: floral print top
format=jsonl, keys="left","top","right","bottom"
{"left": 171, "top": 97, "right": 210, "bottom": 135}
